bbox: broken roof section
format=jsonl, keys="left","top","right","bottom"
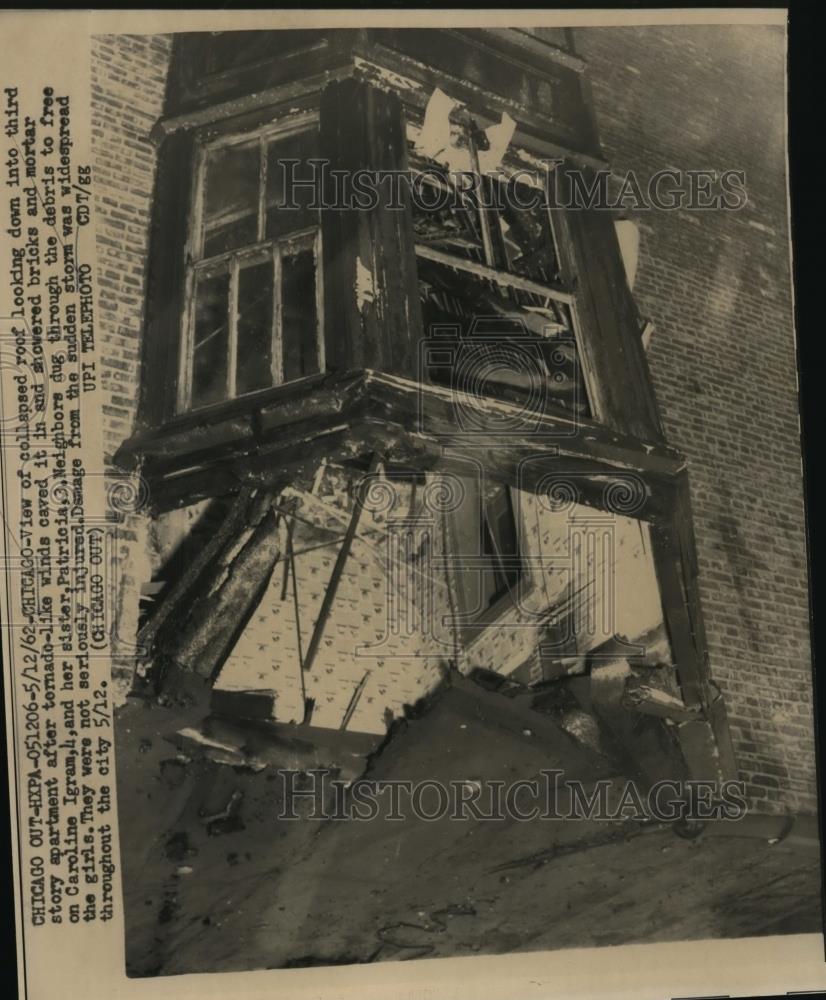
{"left": 133, "top": 459, "right": 734, "bottom": 791}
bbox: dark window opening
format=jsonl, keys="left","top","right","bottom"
{"left": 451, "top": 477, "right": 525, "bottom": 627}
{"left": 181, "top": 122, "right": 323, "bottom": 412}
{"left": 408, "top": 115, "right": 590, "bottom": 417}
{"left": 480, "top": 482, "right": 522, "bottom": 607}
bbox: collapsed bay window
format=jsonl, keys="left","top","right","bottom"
{"left": 407, "top": 102, "right": 590, "bottom": 415}
{"left": 179, "top": 116, "right": 324, "bottom": 411}
{"left": 118, "top": 34, "right": 738, "bottom": 814}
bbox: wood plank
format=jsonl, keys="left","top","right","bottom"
{"left": 414, "top": 244, "right": 576, "bottom": 305}
{"left": 137, "top": 486, "right": 254, "bottom": 650}
{"left": 136, "top": 129, "right": 196, "bottom": 430}
{"left": 648, "top": 474, "right": 713, "bottom": 711}
{"left": 302, "top": 453, "right": 381, "bottom": 673}
{"left": 319, "top": 77, "right": 423, "bottom": 379}
{"left": 158, "top": 494, "right": 282, "bottom": 686}
{"left": 552, "top": 167, "right": 664, "bottom": 441}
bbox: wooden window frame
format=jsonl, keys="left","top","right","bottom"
{"left": 406, "top": 112, "right": 598, "bottom": 417}
{"left": 177, "top": 113, "right": 325, "bottom": 414}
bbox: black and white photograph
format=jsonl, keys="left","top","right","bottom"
{"left": 0, "top": 10, "right": 821, "bottom": 999}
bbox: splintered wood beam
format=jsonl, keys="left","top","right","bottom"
{"left": 301, "top": 453, "right": 381, "bottom": 673}
{"left": 160, "top": 495, "right": 283, "bottom": 685}
{"left": 340, "top": 671, "right": 371, "bottom": 730}
{"left": 648, "top": 473, "right": 713, "bottom": 711}
{"left": 137, "top": 487, "right": 255, "bottom": 651}
{"left": 622, "top": 677, "right": 700, "bottom": 723}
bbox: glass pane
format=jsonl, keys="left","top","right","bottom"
{"left": 281, "top": 247, "right": 319, "bottom": 383}
{"left": 191, "top": 268, "right": 230, "bottom": 408}
{"left": 202, "top": 142, "right": 260, "bottom": 257}
{"left": 265, "top": 129, "right": 320, "bottom": 240}
{"left": 496, "top": 178, "right": 558, "bottom": 284}
{"left": 236, "top": 257, "right": 274, "bottom": 396}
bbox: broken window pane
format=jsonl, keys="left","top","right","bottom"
{"left": 281, "top": 247, "right": 319, "bottom": 383}
{"left": 202, "top": 142, "right": 260, "bottom": 257}
{"left": 417, "top": 256, "right": 588, "bottom": 414}
{"left": 236, "top": 255, "right": 274, "bottom": 396}
{"left": 496, "top": 177, "right": 559, "bottom": 285}
{"left": 265, "top": 129, "right": 320, "bottom": 240}
{"left": 191, "top": 268, "right": 230, "bottom": 408}
{"left": 409, "top": 162, "right": 486, "bottom": 263}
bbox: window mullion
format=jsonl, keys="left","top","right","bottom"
{"left": 227, "top": 256, "right": 239, "bottom": 399}
{"left": 467, "top": 126, "right": 497, "bottom": 270}
{"left": 258, "top": 136, "right": 267, "bottom": 242}
{"left": 272, "top": 246, "right": 283, "bottom": 385}
{"left": 314, "top": 230, "right": 325, "bottom": 375}
{"left": 179, "top": 267, "right": 196, "bottom": 413}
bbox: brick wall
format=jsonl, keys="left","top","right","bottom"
{"left": 91, "top": 34, "right": 172, "bottom": 692}
{"left": 91, "top": 34, "right": 171, "bottom": 463}
{"left": 577, "top": 25, "right": 814, "bottom": 813}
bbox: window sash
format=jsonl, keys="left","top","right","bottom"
{"left": 409, "top": 115, "right": 592, "bottom": 415}
{"left": 179, "top": 229, "right": 324, "bottom": 413}
{"left": 180, "top": 115, "right": 323, "bottom": 413}
{"left": 407, "top": 119, "right": 566, "bottom": 289}
{"left": 191, "top": 113, "right": 319, "bottom": 263}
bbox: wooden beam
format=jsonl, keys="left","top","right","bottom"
{"left": 136, "top": 129, "right": 196, "bottom": 430}
{"left": 365, "top": 372, "right": 677, "bottom": 465}
{"left": 118, "top": 369, "right": 686, "bottom": 519}
{"left": 648, "top": 473, "right": 713, "bottom": 711}
{"left": 551, "top": 167, "right": 665, "bottom": 441}
{"left": 414, "top": 244, "right": 576, "bottom": 305}
{"left": 158, "top": 494, "right": 283, "bottom": 685}
{"left": 152, "top": 65, "right": 355, "bottom": 143}
{"left": 302, "top": 453, "right": 381, "bottom": 673}
{"left": 320, "top": 76, "right": 423, "bottom": 379}
{"left": 137, "top": 487, "right": 254, "bottom": 652}
{"left": 114, "top": 369, "right": 367, "bottom": 471}
{"left": 285, "top": 514, "right": 308, "bottom": 710}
